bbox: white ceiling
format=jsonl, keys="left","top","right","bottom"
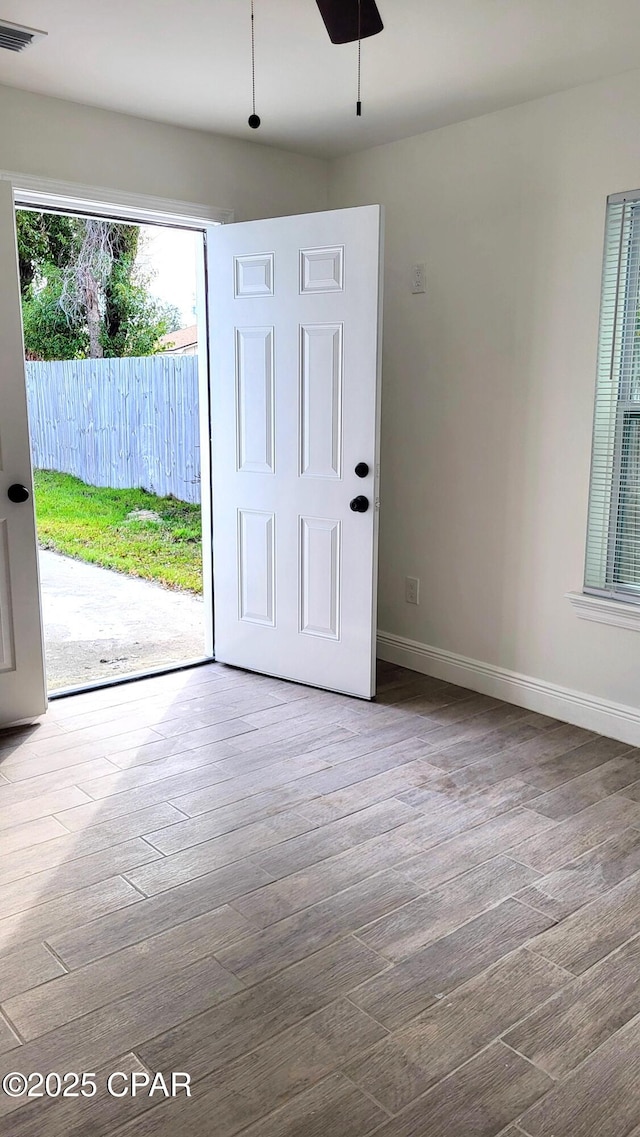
{"left": 1, "top": 1, "right": 640, "bottom": 158}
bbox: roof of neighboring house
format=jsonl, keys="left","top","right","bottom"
{"left": 158, "top": 324, "right": 198, "bottom": 352}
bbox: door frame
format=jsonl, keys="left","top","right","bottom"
{"left": 2, "top": 169, "right": 231, "bottom": 692}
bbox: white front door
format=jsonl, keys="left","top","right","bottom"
{"left": 0, "top": 180, "right": 47, "bottom": 724}
{"left": 208, "top": 206, "right": 383, "bottom": 698}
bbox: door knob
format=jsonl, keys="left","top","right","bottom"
{"left": 7, "top": 484, "right": 30, "bottom": 504}
{"left": 354, "top": 462, "right": 369, "bottom": 478}
{"left": 350, "top": 495, "right": 369, "bottom": 513}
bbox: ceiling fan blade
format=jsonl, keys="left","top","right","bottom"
{"left": 314, "top": 0, "right": 384, "bottom": 45}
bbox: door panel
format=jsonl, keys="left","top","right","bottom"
{"left": 208, "top": 205, "right": 383, "bottom": 698}
{"left": 0, "top": 179, "right": 47, "bottom": 724}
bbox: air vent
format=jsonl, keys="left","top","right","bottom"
{"left": 0, "top": 18, "right": 47, "bottom": 52}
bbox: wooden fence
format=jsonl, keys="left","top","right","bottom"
{"left": 25, "top": 356, "right": 201, "bottom": 504}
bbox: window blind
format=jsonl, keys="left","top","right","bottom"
{"left": 585, "top": 194, "right": 640, "bottom": 601}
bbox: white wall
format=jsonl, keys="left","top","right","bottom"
{"left": 329, "top": 68, "right": 640, "bottom": 737}
{"left": 0, "top": 83, "right": 328, "bottom": 219}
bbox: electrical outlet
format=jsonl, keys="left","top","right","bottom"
{"left": 411, "top": 263, "right": 426, "bottom": 294}
{"left": 405, "top": 576, "right": 420, "bottom": 605}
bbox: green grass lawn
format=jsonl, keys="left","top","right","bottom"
{"left": 34, "top": 470, "right": 203, "bottom": 593}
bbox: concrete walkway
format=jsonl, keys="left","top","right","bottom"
{"left": 39, "top": 550, "right": 206, "bottom": 691}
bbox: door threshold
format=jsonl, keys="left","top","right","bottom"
{"left": 48, "top": 656, "right": 216, "bottom": 701}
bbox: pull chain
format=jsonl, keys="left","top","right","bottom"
{"left": 356, "top": 0, "right": 362, "bottom": 116}
{"left": 248, "top": 0, "right": 260, "bottom": 129}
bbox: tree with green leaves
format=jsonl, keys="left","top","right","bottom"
{"left": 17, "top": 211, "right": 181, "bottom": 360}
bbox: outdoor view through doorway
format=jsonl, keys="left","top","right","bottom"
{"left": 16, "top": 207, "right": 211, "bottom": 693}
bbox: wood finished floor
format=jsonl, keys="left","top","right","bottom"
{"left": 1, "top": 662, "right": 640, "bottom": 1136}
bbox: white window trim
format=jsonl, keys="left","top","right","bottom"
{"left": 566, "top": 590, "right": 640, "bottom": 631}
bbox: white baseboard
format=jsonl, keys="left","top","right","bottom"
{"left": 377, "top": 630, "right": 640, "bottom": 747}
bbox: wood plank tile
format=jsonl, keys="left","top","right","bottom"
{"left": 0, "top": 1052, "right": 167, "bottom": 1137}
{"left": 0, "top": 953, "right": 243, "bottom": 1078}
{"left": 170, "top": 727, "right": 354, "bottom": 774}
{"left": 0, "top": 1012, "right": 21, "bottom": 1053}
{"left": 283, "top": 727, "right": 434, "bottom": 771}
{"left": 394, "top": 792, "right": 529, "bottom": 851}
{"left": 21, "top": 722, "right": 166, "bottom": 758}
{"left": 417, "top": 700, "right": 531, "bottom": 736}
{"left": 75, "top": 751, "right": 241, "bottom": 804}
{"left": 139, "top": 937, "right": 387, "bottom": 1081}
{"left": 419, "top": 717, "right": 557, "bottom": 770}
{"left": 514, "top": 827, "right": 640, "bottom": 920}
{"left": 227, "top": 1072, "right": 386, "bottom": 1137}
{"left": 527, "top": 869, "right": 640, "bottom": 974}
{"left": 230, "top": 833, "right": 424, "bottom": 928}
{"left": 0, "top": 814, "right": 70, "bottom": 856}
{"left": 0, "top": 942, "right": 66, "bottom": 1003}
{"left": 250, "top": 800, "right": 418, "bottom": 881}
{"left": 346, "top": 949, "right": 567, "bottom": 1112}
{"left": 131, "top": 1000, "right": 385, "bottom": 1137}
{"left": 126, "top": 811, "right": 314, "bottom": 895}
{"left": 396, "top": 808, "right": 555, "bottom": 891}
{"left": 150, "top": 717, "right": 258, "bottom": 749}
{"left": 306, "top": 998, "right": 388, "bottom": 1060}
{"left": 168, "top": 752, "right": 334, "bottom": 817}
{"left": 216, "top": 871, "right": 423, "bottom": 984}
{"left": 0, "top": 757, "right": 121, "bottom": 795}
{"left": 620, "top": 776, "right": 640, "bottom": 800}
{"left": 506, "top": 795, "right": 640, "bottom": 873}
{"left": 398, "top": 774, "right": 542, "bottom": 814}
{"left": 0, "top": 838, "right": 161, "bottom": 919}
{"left": 413, "top": 708, "right": 544, "bottom": 763}
{"left": 0, "top": 803, "right": 182, "bottom": 886}
{"left": 523, "top": 736, "right": 633, "bottom": 791}
{"left": 376, "top": 676, "right": 464, "bottom": 705}
{"left": 234, "top": 694, "right": 331, "bottom": 731}
{"left": 102, "top": 735, "right": 239, "bottom": 770}
{"left": 0, "top": 786, "right": 91, "bottom": 831}
{"left": 1, "top": 732, "right": 166, "bottom": 778}
{"left": 528, "top": 750, "right": 640, "bottom": 819}
{"left": 289, "top": 739, "right": 438, "bottom": 796}
{"left": 0, "top": 875, "right": 142, "bottom": 953}
{"left": 4, "top": 904, "right": 254, "bottom": 1040}
{"left": 451, "top": 725, "right": 600, "bottom": 790}
{"left": 274, "top": 936, "right": 390, "bottom": 1009}
{"left": 294, "top": 762, "right": 435, "bottom": 826}
{"left": 416, "top": 693, "right": 502, "bottom": 727}
{"left": 349, "top": 898, "right": 555, "bottom": 1029}
{"left": 356, "top": 856, "right": 540, "bottom": 961}
{"left": 142, "top": 789, "right": 322, "bottom": 856}
{"left": 371, "top": 1041, "right": 552, "bottom": 1137}
{"left": 103, "top": 1081, "right": 258, "bottom": 1137}
{"left": 49, "top": 863, "right": 270, "bottom": 969}
{"left": 505, "top": 936, "right": 640, "bottom": 1079}
{"left": 518, "top": 1013, "right": 640, "bottom": 1137}
{"left": 131, "top": 1004, "right": 382, "bottom": 1137}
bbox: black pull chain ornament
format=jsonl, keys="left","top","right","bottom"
{"left": 356, "top": 0, "right": 362, "bottom": 116}
{"left": 248, "top": 0, "right": 260, "bottom": 129}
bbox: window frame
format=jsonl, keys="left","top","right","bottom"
{"left": 584, "top": 191, "right": 640, "bottom": 607}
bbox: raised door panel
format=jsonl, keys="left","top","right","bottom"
{"left": 300, "top": 246, "right": 344, "bottom": 294}
{"left": 238, "top": 509, "right": 275, "bottom": 626}
{"left": 299, "top": 324, "right": 343, "bottom": 479}
{"left": 0, "top": 521, "right": 15, "bottom": 672}
{"left": 235, "top": 327, "right": 275, "bottom": 474}
{"left": 299, "top": 516, "right": 341, "bottom": 640}
{"left": 234, "top": 253, "right": 274, "bottom": 298}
